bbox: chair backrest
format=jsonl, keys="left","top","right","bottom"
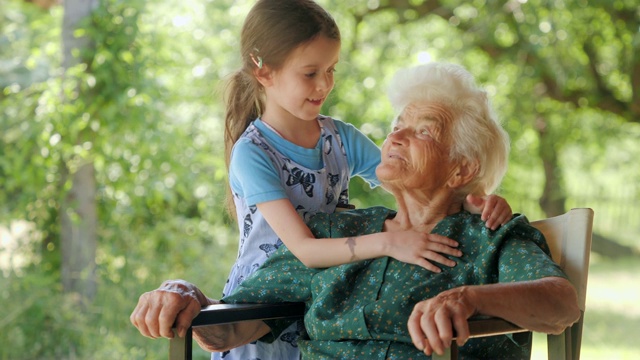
{"left": 530, "top": 208, "right": 593, "bottom": 313}
{"left": 433, "top": 208, "right": 594, "bottom": 360}
{"left": 530, "top": 208, "right": 594, "bottom": 360}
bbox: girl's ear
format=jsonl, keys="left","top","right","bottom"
{"left": 447, "top": 159, "right": 479, "bottom": 189}
{"left": 253, "top": 65, "right": 274, "bottom": 88}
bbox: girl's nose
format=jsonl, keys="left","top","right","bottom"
{"left": 317, "top": 73, "right": 333, "bottom": 91}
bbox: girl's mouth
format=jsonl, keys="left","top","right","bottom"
{"left": 308, "top": 97, "right": 324, "bottom": 106}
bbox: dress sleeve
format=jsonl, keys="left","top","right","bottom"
{"left": 229, "top": 138, "right": 288, "bottom": 206}
{"left": 221, "top": 246, "right": 315, "bottom": 341}
{"left": 333, "top": 119, "right": 381, "bottom": 188}
{"left": 497, "top": 220, "right": 567, "bottom": 283}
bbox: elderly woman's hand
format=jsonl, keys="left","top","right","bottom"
{"left": 130, "top": 279, "right": 215, "bottom": 339}
{"left": 407, "top": 287, "right": 476, "bottom": 356}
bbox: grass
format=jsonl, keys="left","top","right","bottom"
{"left": 531, "top": 255, "right": 640, "bottom": 359}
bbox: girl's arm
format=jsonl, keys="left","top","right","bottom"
{"left": 257, "top": 199, "right": 461, "bottom": 272}
{"left": 259, "top": 195, "right": 514, "bottom": 270}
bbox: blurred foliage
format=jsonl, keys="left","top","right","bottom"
{"left": 0, "top": 0, "right": 639, "bottom": 358}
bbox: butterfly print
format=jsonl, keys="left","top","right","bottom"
{"left": 236, "top": 265, "right": 258, "bottom": 285}
{"left": 328, "top": 173, "right": 339, "bottom": 187}
{"left": 325, "top": 190, "right": 335, "bottom": 205}
{"left": 285, "top": 167, "right": 316, "bottom": 197}
{"left": 243, "top": 213, "right": 253, "bottom": 238}
{"left": 251, "top": 137, "right": 270, "bottom": 152}
{"left": 323, "top": 134, "right": 333, "bottom": 155}
{"left": 259, "top": 239, "right": 283, "bottom": 257}
{"left": 280, "top": 331, "right": 299, "bottom": 348}
{"left": 296, "top": 205, "right": 314, "bottom": 222}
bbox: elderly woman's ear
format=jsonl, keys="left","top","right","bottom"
{"left": 447, "top": 160, "right": 479, "bottom": 189}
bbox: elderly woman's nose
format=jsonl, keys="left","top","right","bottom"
{"left": 387, "top": 128, "right": 409, "bottom": 143}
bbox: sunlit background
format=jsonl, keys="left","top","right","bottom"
{"left": 1, "top": 0, "right": 639, "bottom": 358}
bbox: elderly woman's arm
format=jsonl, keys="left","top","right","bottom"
{"left": 192, "top": 321, "right": 271, "bottom": 353}
{"left": 407, "top": 276, "right": 580, "bottom": 356}
{"left": 130, "top": 279, "right": 270, "bottom": 351}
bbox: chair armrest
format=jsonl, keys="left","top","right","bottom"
{"left": 169, "top": 303, "right": 305, "bottom": 360}
{"left": 192, "top": 303, "right": 305, "bottom": 326}
{"left": 170, "top": 304, "right": 523, "bottom": 360}
{"left": 466, "top": 315, "right": 527, "bottom": 338}
{"left": 432, "top": 316, "right": 528, "bottom": 360}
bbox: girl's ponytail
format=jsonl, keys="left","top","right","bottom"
{"left": 223, "top": 69, "right": 263, "bottom": 219}
{"left": 223, "top": 69, "right": 262, "bottom": 170}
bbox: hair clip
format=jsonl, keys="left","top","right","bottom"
{"left": 250, "top": 48, "right": 263, "bottom": 69}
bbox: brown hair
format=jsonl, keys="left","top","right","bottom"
{"left": 223, "top": 0, "right": 340, "bottom": 217}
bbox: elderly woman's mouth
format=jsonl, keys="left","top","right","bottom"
{"left": 386, "top": 152, "right": 406, "bottom": 161}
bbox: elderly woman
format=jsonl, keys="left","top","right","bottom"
{"left": 130, "top": 63, "right": 580, "bottom": 358}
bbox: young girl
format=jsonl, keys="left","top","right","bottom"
{"left": 220, "top": 1, "right": 511, "bottom": 359}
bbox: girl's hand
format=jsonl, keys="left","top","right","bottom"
{"left": 464, "top": 194, "right": 512, "bottom": 230}
{"left": 387, "top": 231, "right": 462, "bottom": 273}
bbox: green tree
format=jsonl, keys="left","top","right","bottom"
{"left": 1, "top": 0, "right": 235, "bottom": 357}
{"left": 320, "top": 0, "right": 640, "bottom": 257}
{"left": 1, "top": 0, "right": 638, "bottom": 358}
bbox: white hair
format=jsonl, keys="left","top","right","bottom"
{"left": 387, "top": 62, "right": 510, "bottom": 196}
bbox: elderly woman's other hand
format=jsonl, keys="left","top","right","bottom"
{"left": 130, "top": 279, "right": 215, "bottom": 339}
{"left": 407, "top": 287, "right": 476, "bottom": 356}
{"left": 465, "top": 194, "right": 513, "bottom": 230}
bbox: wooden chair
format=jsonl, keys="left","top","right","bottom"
{"left": 169, "top": 208, "right": 594, "bottom": 360}
{"left": 433, "top": 207, "right": 594, "bottom": 360}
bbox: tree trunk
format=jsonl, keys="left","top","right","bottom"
{"left": 60, "top": 0, "right": 99, "bottom": 302}
{"left": 60, "top": 162, "right": 97, "bottom": 301}
{"left": 535, "top": 116, "right": 640, "bottom": 258}
{"left": 535, "top": 116, "right": 567, "bottom": 218}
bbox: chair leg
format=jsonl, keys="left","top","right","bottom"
{"left": 570, "top": 314, "right": 584, "bottom": 360}
{"left": 432, "top": 345, "right": 454, "bottom": 360}
{"left": 548, "top": 329, "right": 570, "bottom": 360}
{"left": 169, "top": 327, "right": 193, "bottom": 360}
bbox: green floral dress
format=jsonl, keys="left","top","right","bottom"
{"left": 223, "top": 207, "right": 567, "bottom": 359}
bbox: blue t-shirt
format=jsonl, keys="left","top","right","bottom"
{"left": 229, "top": 117, "right": 381, "bottom": 206}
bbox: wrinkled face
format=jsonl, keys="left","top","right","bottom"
{"left": 376, "top": 101, "right": 457, "bottom": 193}
{"left": 261, "top": 35, "right": 340, "bottom": 123}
